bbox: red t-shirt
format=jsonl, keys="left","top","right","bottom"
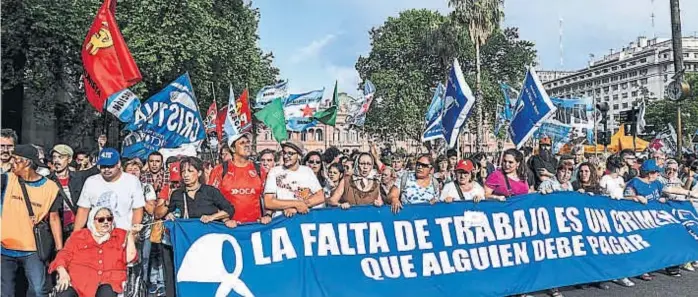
{"left": 209, "top": 161, "right": 266, "bottom": 223}
{"left": 57, "top": 176, "right": 75, "bottom": 228}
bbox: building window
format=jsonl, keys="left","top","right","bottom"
{"left": 621, "top": 63, "right": 626, "bottom": 69}
{"left": 640, "top": 78, "right": 648, "bottom": 84}
{"left": 301, "top": 131, "right": 307, "bottom": 141}
{"left": 613, "top": 104, "right": 619, "bottom": 110}
{"left": 631, "top": 91, "right": 638, "bottom": 97}
{"left": 621, "top": 82, "right": 628, "bottom": 89}
{"left": 622, "top": 93, "right": 628, "bottom": 98}
{"left": 630, "top": 71, "right": 638, "bottom": 77}
{"left": 640, "top": 68, "right": 648, "bottom": 75}
{"left": 611, "top": 76, "right": 618, "bottom": 82}
{"left": 612, "top": 66, "right": 618, "bottom": 71}
{"left": 612, "top": 85, "right": 619, "bottom": 91}
{"left": 603, "top": 68, "right": 609, "bottom": 73}
{"left": 629, "top": 61, "right": 636, "bottom": 66}
{"left": 316, "top": 129, "right": 323, "bottom": 142}
{"left": 622, "top": 102, "right": 629, "bottom": 108}
{"left": 640, "top": 58, "right": 647, "bottom": 63}
{"left": 603, "top": 87, "right": 609, "bottom": 93}
{"left": 684, "top": 53, "right": 690, "bottom": 58}
{"left": 604, "top": 96, "right": 609, "bottom": 101}
{"left": 602, "top": 78, "right": 609, "bottom": 83}
{"left": 613, "top": 94, "right": 619, "bottom": 100}
{"left": 664, "top": 53, "right": 669, "bottom": 59}
{"left": 631, "top": 80, "right": 638, "bottom": 87}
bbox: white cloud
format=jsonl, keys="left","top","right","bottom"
{"left": 326, "top": 64, "right": 362, "bottom": 94}
{"left": 289, "top": 34, "right": 337, "bottom": 64}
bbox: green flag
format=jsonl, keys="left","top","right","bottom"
{"left": 254, "top": 98, "right": 288, "bottom": 143}
{"left": 313, "top": 80, "right": 338, "bottom": 126}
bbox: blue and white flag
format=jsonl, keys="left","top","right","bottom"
{"left": 347, "top": 80, "right": 377, "bottom": 127}
{"left": 499, "top": 83, "right": 520, "bottom": 120}
{"left": 494, "top": 104, "right": 507, "bottom": 136}
{"left": 508, "top": 67, "right": 557, "bottom": 148}
{"left": 105, "top": 89, "right": 141, "bottom": 123}
{"left": 283, "top": 89, "right": 324, "bottom": 132}
{"left": 122, "top": 73, "right": 205, "bottom": 159}
{"left": 422, "top": 83, "right": 446, "bottom": 142}
{"left": 442, "top": 59, "right": 476, "bottom": 149}
{"left": 168, "top": 193, "right": 698, "bottom": 297}
{"left": 255, "top": 80, "right": 289, "bottom": 109}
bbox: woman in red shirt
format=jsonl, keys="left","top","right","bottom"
{"left": 49, "top": 206, "right": 139, "bottom": 297}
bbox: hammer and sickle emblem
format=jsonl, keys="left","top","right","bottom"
{"left": 85, "top": 22, "right": 113, "bottom": 55}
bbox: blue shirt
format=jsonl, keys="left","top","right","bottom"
{"left": 624, "top": 177, "right": 664, "bottom": 201}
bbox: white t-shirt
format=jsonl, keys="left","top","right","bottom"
{"left": 440, "top": 182, "right": 485, "bottom": 202}
{"left": 600, "top": 175, "right": 625, "bottom": 199}
{"left": 78, "top": 172, "right": 146, "bottom": 229}
{"left": 264, "top": 165, "right": 323, "bottom": 208}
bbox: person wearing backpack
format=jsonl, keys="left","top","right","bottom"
{"left": 390, "top": 154, "right": 440, "bottom": 214}
{"left": 208, "top": 134, "right": 270, "bottom": 224}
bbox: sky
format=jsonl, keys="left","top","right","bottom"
{"left": 254, "top": 0, "right": 698, "bottom": 96}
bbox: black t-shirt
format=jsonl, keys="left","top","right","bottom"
{"left": 530, "top": 155, "right": 557, "bottom": 189}
{"left": 168, "top": 185, "right": 235, "bottom": 219}
{"left": 572, "top": 180, "right": 602, "bottom": 195}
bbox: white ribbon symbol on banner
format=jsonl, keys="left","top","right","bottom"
{"left": 177, "top": 233, "right": 254, "bottom": 297}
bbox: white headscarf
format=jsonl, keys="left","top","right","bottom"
{"left": 87, "top": 206, "right": 114, "bottom": 244}
{"left": 352, "top": 153, "right": 379, "bottom": 191}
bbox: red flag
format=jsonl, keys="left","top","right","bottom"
{"left": 82, "top": 0, "right": 142, "bottom": 112}
{"left": 216, "top": 107, "right": 228, "bottom": 141}
{"left": 237, "top": 89, "right": 253, "bottom": 133}
{"left": 205, "top": 101, "right": 218, "bottom": 134}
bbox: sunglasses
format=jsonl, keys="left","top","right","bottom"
{"left": 100, "top": 164, "right": 117, "bottom": 169}
{"left": 415, "top": 162, "right": 431, "bottom": 169}
{"left": 282, "top": 151, "right": 298, "bottom": 156}
{"left": 666, "top": 168, "right": 678, "bottom": 172}
{"left": 307, "top": 160, "right": 322, "bottom": 165}
{"left": 94, "top": 216, "right": 114, "bottom": 223}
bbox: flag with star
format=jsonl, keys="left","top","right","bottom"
{"left": 313, "top": 81, "right": 338, "bottom": 126}
{"left": 283, "top": 88, "right": 324, "bottom": 131}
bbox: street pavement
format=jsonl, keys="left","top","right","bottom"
{"left": 531, "top": 269, "right": 698, "bottom": 297}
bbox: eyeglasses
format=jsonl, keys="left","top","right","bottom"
{"left": 282, "top": 151, "right": 298, "bottom": 156}
{"left": 456, "top": 171, "right": 471, "bottom": 176}
{"left": 666, "top": 168, "right": 678, "bottom": 172}
{"left": 94, "top": 216, "right": 113, "bottom": 223}
{"left": 415, "top": 162, "right": 431, "bottom": 169}
{"left": 307, "top": 160, "right": 322, "bottom": 165}
{"left": 359, "top": 162, "right": 373, "bottom": 166}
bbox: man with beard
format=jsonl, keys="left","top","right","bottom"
{"left": 47, "top": 144, "right": 99, "bottom": 240}
{"left": 529, "top": 136, "right": 557, "bottom": 190}
{"left": 0, "top": 129, "right": 17, "bottom": 174}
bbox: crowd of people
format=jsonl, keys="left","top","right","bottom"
{"left": 3, "top": 128, "right": 698, "bottom": 297}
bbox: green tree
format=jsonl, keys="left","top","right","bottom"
{"left": 1, "top": 0, "right": 278, "bottom": 145}
{"left": 448, "top": 0, "right": 503, "bottom": 152}
{"left": 355, "top": 9, "right": 535, "bottom": 142}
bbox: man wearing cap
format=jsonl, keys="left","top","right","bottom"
{"left": 74, "top": 148, "right": 145, "bottom": 231}
{"left": 438, "top": 159, "right": 485, "bottom": 202}
{"left": 48, "top": 144, "right": 99, "bottom": 240}
{"left": 0, "top": 128, "right": 18, "bottom": 174}
{"left": 1, "top": 144, "right": 64, "bottom": 297}
{"left": 208, "top": 134, "right": 269, "bottom": 224}
{"left": 529, "top": 136, "right": 557, "bottom": 190}
{"left": 263, "top": 140, "right": 325, "bottom": 217}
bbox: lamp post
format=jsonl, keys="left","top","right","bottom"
{"left": 596, "top": 102, "right": 610, "bottom": 153}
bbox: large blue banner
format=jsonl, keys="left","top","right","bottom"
{"left": 122, "top": 73, "right": 205, "bottom": 159}
{"left": 509, "top": 68, "right": 556, "bottom": 148}
{"left": 167, "top": 193, "right": 698, "bottom": 297}
{"left": 442, "top": 59, "right": 475, "bottom": 149}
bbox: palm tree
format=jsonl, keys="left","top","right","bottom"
{"left": 448, "top": 0, "right": 503, "bottom": 152}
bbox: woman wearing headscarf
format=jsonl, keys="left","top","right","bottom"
{"left": 328, "top": 152, "right": 384, "bottom": 209}
{"left": 49, "top": 206, "right": 141, "bottom": 297}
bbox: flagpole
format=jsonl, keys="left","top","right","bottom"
{"left": 102, "top": 100, "right": 109, "bottom": 145}
{"left": 209, "top": 82, "right": 217, "bottom": 162}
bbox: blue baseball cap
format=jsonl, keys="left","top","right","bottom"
{"left": 97, "top": 148, "right": 120, "bottom": 166}
{"left": 641, "top": 159, "right": 661, "bottom": 173}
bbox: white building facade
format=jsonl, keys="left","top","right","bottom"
{"left": 542, "top": 36, "right": 698, "bottom": 131}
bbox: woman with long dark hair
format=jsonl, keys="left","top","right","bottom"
{"left": 484, "top": 149, "right": 531, "bottom": 200}
{"left": 303, "top": 151, "right": 327, "bottom": 188}
{"left": 572, "top": 162, "right": 601, "bottom": 194}
{"left": 324, "top": 163, "right": 345, "bottom": 198}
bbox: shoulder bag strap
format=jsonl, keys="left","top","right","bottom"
{"left": 53, "top": 179, "right": 77, "bottom": 213}
{"left": 454, "top": 181, "right": 465, "bottom": 200}
{"left": 182, "top": 192, "right": 190, "bottom": 219}
{"left": 503, "top": 172, "right": 514, "bottom": 198}
{"left": 18, "top": 179, "right": 37, "bottom": 222}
